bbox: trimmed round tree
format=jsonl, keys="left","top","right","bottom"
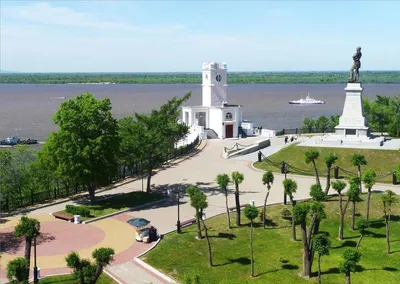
{"left": 283, "top": 178, "right": 298, "bottom": 241}
{"left": 7, "top": 257, "right": 29, "bottom": 284}
{"left": 313, "top": 234, "right": 331, "bottom": 284}
{"left": 305, "top": 150, "right": 321, "bottom": 186}
{"left": 339, "top": 248, "right": 361, "bottom": 284}
{"left": 261, "top": 171, "right": 274, "bottom": 229}
{"left": 244, "top": 205, "right": 259, "bottom": 277}
{"left": 231, "top": 171, "right": 244, "bottom": 227}
{"left": 362, "top": 168, "right": 376, "bottom": 221}
{"left": 216, "top": 174, "right": 232, "bottom": 229}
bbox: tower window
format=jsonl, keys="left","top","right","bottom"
{"left": 216, "top": 74, "right": 222, "bottom": 82}
{"left": 225, "top": 112, "right": 233, "bottom": 120}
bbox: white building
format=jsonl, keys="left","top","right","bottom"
{"left": 182, "top": 62, "right": 244, "bottom": 139}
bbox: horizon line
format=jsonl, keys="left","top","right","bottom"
{"left": 1, "top": 70, "right": 400, "bottom": 74}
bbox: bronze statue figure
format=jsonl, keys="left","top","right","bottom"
{"left": 349, "top": 46, "right": 362, "bottom": 82}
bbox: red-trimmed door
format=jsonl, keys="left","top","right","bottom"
{"left": 225, "top": 124, "right": 233, "bottom": 138}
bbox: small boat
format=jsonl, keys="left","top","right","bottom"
{"left": 288, "top": 93, "right": 326, "bottom": 105}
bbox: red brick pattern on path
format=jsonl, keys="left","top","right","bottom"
{"left": 0, "top": 221, "right": 105, "bottom": 256}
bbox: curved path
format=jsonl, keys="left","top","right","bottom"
{"left": 1, "top": 137, "right": 399, "bottom": 284}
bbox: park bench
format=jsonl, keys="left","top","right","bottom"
{"left": 52, "top": 212, "right": 74, "bottom": 222}
{"left": 228, "top": 203, "right": 250, "bottom": 212}
{"left": 177, "top": 218, "right": 196, "bottom": 228}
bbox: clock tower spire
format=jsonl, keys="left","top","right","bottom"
{"left": 202, "top": 62, "right": 228, "bottom": 107}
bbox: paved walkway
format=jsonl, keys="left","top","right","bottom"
{"left": 1, "top": 136, "right": 400, "bottom": 284}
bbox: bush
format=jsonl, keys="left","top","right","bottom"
{"left": 7, "top": 257, "right": 29, "bottom": 283}
{"left": 65, "top": 205, "right": 91, "bottom": 217}
{"left": 281, "top": 208, "right": 292, "bottom": 220}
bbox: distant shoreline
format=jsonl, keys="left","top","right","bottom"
{"left": 1, "top": 71, "right": 400, "bottom": 84}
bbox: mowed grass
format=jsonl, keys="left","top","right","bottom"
{"left": 39, "top": 273, "right": 117, "bottom": 284}
{"left": 143, "top": 193, "right": 400, "bottom": 284}
{"left": 56, "top": 191, "right": 165, "bottom": 221}
{"left": 254, "top": 144, "right": 400, "bottom": 183}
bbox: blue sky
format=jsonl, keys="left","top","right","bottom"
{"left": 1, "top": 1, "right": 399, "bottom": 72}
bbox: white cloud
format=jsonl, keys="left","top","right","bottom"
{"left": 3, "top": 2, "right": 184, "bottom": 33}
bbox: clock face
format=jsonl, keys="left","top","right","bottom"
{"left": 216, "top": 75, "right": 222, "bottom": 82}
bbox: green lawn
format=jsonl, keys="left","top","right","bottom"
{"left": 39, "top": 273, "right": 117, "bottom": 283}
{"left": 56, "top": 191, "right": 165, "bottom": 221}
{"left": 254, "top": 144, "right": 400, "bottom": 183}
{"left": 143, "top": 194, "right": 400, "bottom": 284}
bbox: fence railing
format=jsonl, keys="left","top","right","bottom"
{"left": 257, "top": 151, "right": 397, "bottom": 184}
{"left": 0, "top": 135, "right": 201, "bottom": 213}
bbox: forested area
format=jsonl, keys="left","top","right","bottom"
{"left": 0, "top": 92, "right": 194, "bottom": 212}
{"left": 1, "top": 71, "right": 400, "bottom": 84}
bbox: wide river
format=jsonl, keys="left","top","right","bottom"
{"left": 0, "top": 84, "right": 399, "bottom": 141}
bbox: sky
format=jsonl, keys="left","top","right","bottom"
{"left": 1, "top": 1, "right": 400, "bottom": 72}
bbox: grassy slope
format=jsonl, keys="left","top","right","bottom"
{"left": 143, "top": 194, "right": 400, "bottom": 284}
{"left": 39, "top": 273, "right": 117, "bottom": 284}
{"left": 254, "top": 144, "right": 400, "bottom": 183}
{"left": 57, "top": 191, "right": 164, "bottom": 220}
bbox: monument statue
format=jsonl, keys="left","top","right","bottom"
{"left": 348, "top": 46, "right": 362, "bottom": 83}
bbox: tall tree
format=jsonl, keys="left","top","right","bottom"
{"left": 66, "top": 247, "right": 115, "bottom": 284}
{"left": 48, "top": 93, "right": 120, "bottom": 203}
{"left": 187, "top": 186, "right": 212, "bottom": 265}
{"left": 339, "top": 249, "right": 361, "bottom": 284}
{"left": 324, "top": 153, "right": 338, "bottom": 194}
{"left": 356, "top": 217, "right": 369, "bottom": 249}
{"left": 133, "top": 93, "right": 191, "bottom": 192}
{"left": 382, "top": 190, "right": 397, "bottom": 254}
{"left": 244, "top": 205, "right": 259, "bottom": 277}
{"left": 351, "top": 153, "right": 367, "bottom": 193}
{"left": 14, "top": 216, "right": 40, "bottom": 278}
{"left": 231, "top": 171, "right": 244, "bottom": 227}
{"left": 389, "top": 95, "right": 400, "bottom": 137}
{"left": 293, "top": 202, "right": 326, "bottom": 277}
{"left": 329, "top": 115, "right": 340, "bottom": 131}
{"left": 362, "top": 168, "right": 376, "bottom": 221}
{"left": 348, "top": 178, "right": 361, "bottom": 231}
{"left": 283, "top": 178, "right": 298, "bottom": 241}
{"left": 301, "top": 117, "right": 315, "bottom": 133}
{"left": 216, "top": 174, "right": 232, "bottom": 229}
{"left": 331, "top": 180, "right": 349, "bottom": 240}
{"left": 313, "top": 234, "right": 331, "bottom": 284}
{"left": 370, "top": 95, "right": 391, "bottom": 135}
{"left": 310, "top": 184, "right": 327, "bottom": 202}
{"left": 261, "top": 171, "right": 274, "bottom": 229}
{"left": 0, "top": 150, "right": 12, "bottom": 211}
{"left": 316, "top": 116, "right": 329, "bottom": 133}
{"left": 305, "top": 150, "right": 321, "bottom": 186}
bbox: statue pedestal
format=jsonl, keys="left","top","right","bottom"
{"left": 335, "top": 82, "right": 369, "bottom": 138}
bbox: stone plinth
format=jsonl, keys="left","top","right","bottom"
{"left": 335, "top": 82, "right": 369, "bottom": 138}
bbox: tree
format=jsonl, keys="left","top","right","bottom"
{"left": 131, "top": 93, "right": 191, "bottom": 193}
{"left": 187, "top": 186, "right": 212, "bottom": 266}
{"left": 382, "top": 190, "right": 398, "bottom": 254}
{"left": 331, "top": 180, "right": 349, "bottom": 240}
{"left": 329, "top": 115, "right": 340, "bottom": 131}
{"left": 305, "top": 150, "right": 321, "bottom": 186}
{"left": 118, "top": 116, "right": 141, "bottom": 178}
{"left": 370, "top": 96, "right": 391, "bottom": 135}
{"left": 348, "top": 178, "right": 361, "bottom": 231}
{"left": 14, "top": 216, "right": 40, "bottom": 278}
{"left": 301, "top": 117, "right": 315, "bottom": 133}
{"left": 0, "top": 150, "right": 13, "bottom": 211}
{"left": 339, "top": 249, "right": 361, "bottom": 284}
{"left": 316, "top": 116, "right": 329, "bottom": 133}
{"left": 216, "top": 174, "right": 231, "bottom": 229}
{"left": 283, "top": 178, "right": 298, "bottom": 241}
{"left": 389, "top": 96, "right": 400, "bottom": 137}
{"left": 48, "top": 93, "right": 120, "bottom": 203}
{"left": 244, "top": 205, "right": 259, "bottom": 277}
{"left": 66, "top": 248, "right": 115, "bottom": 284}
{"left": 356, "top": 218, "right": 369, "bottom": 249}
{"left": 362, "top": 168, "right": 376, "bottom": 221}
{"left": 261, "top": 171, "right": 274, "bottom": 229}
{"left": 231, "top": 171, "right": 244, "bottom": 227}
{"left": 293, "top": 202, "right": 326, "bottom": 277}
{"left": 313, "top": 234, "right": 331, "bottom": 284}
{"left": 7, "top": 257, "right": 29, "bottom": 284}
{"left": 324, "top": 153, "right": 338, "bottom": 194}
{"left": 351, "top": 154, "right": 367, "bottom": 193}
{"left": 310, "top": 184, "right": 327, "bottom": 202}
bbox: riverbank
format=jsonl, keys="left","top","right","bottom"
{"left": 1, "top": 71, "right": 400, "bottom": 84}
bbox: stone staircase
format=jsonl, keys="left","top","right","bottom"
{"left": 205, "top": 129, "right": 219, "bottom": 139}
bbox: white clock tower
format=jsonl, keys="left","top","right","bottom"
{"left": 202, "top": 62, "right": 228, "bottom": 107}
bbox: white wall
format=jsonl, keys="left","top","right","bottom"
{"left": 209, "top": 108, "right": 223, "bottom": 138}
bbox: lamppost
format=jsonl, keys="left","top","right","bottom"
{"left": 175, "top": 178, "right": 187, "bottom": 234}
{"left": 33, "top": 236, "right": 38, "bottom": 283}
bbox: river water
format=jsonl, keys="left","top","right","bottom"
{"left": 0, "top": 84, "right": 399, "bottom": 141}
